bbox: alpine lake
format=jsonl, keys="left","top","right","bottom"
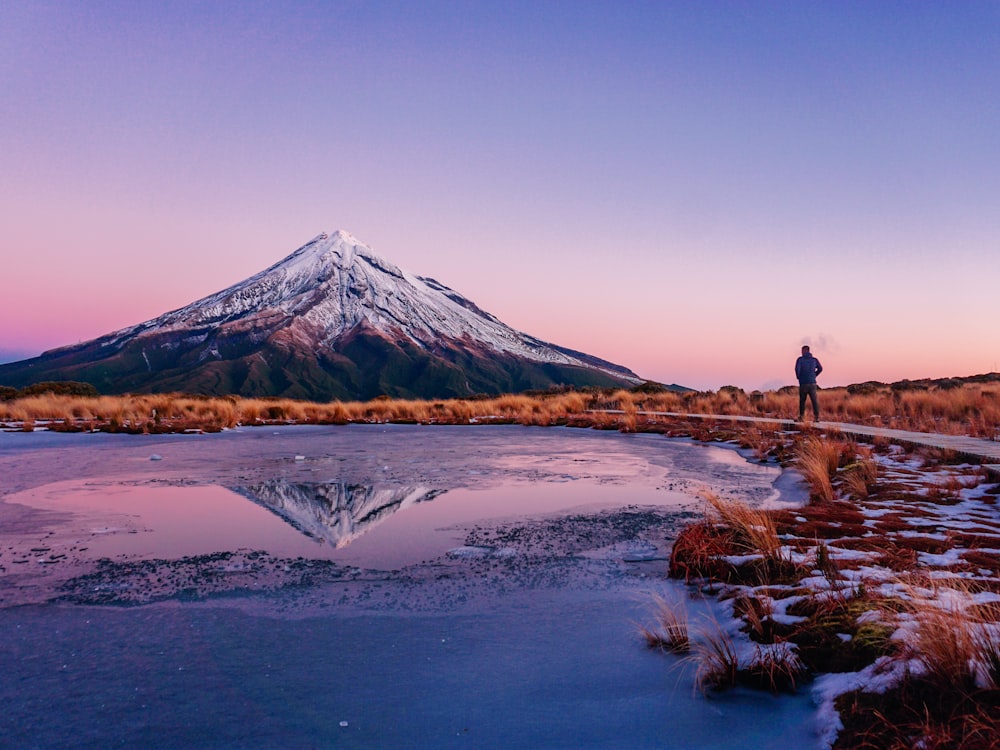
{"left": 0, "top": 424, "right": 822, "bottom": 749}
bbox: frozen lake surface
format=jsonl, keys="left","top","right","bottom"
{"left": 0, "top": 425, "right": 821, "bottom": 748}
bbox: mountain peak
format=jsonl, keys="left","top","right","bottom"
{"left": 264, "top": 230, "right": 401, "bottom": 282}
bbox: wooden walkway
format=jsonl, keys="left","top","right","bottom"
{"left": 598, "top": 410, "right": 1000, "bottom": 473}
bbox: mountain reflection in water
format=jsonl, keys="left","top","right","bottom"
{"left": 230, "top": 481, "right": 446, "bottom": 549}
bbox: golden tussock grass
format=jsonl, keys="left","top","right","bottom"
{"left": 795, "top": 436, "right": 847, "bottom": 504}
{"left": 3, "top": 379, "right": 999, "bottom": 436}
{"left": 703, "top": 492, "right": 782, "bottom": 561}
{"left": 904, "top": 582, "right": 1000, "bottom": 692}
{"left": 668, "top": 520, "right": 736, "bottom": 582}
{"left": 833, "top": 582, "right": 1000, "bottom": 749}
{"left": 838, "top": 453, "right": 879, "bottom": 501}
{"left": 637, "top": 593, "right": 690, "bottom": 653}
{"left": 744, "top": 643, "right": 806, "bottom": 693}
{"left": 687, "top": 616, "right": 805, "bottom": 694}
{"left": 689, "top": 619, "right": 739, "bottom": 693}
{"left": 814, "top": 541, "right": 842, "bottom": 589}
{"left": 741, "top": 426, "right": 783, "bottom": 462}
{"left": 628, "top": 381, "right": 1000, "bottom": 436}
{"left": 735, "top": 590, "right": 779, "bottom": 643}
{"left": 0, "top": 390, "right": 603, "bottom": 430}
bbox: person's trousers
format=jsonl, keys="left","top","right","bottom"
{"left": 799, "top": 383, "right": 819, "bottom": 419}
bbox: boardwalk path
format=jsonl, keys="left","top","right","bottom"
{"left": 598, "top": 410, "right": 1000, "bottom": 474}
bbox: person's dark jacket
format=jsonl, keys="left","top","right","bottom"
{"left": 795, "top": 354, "right": 823, "bottom": 385}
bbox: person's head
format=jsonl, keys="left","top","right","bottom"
{"left": 801, "top": 345, "right": 810, "bottom": 355}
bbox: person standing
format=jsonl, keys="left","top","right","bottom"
{"left": 795, "top": 345, "right": 823, "bottom": 421}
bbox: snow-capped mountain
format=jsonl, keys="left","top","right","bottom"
{"left": 0, "top": 230, "right": 644, "bottom": 399}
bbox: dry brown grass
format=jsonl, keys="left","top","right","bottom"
{"left": 735, "top": 591, "right": 778, "bottom": 643}
{"left": 814, "top": 541, "right": 842, "bottom": 588}
{"left": 3, "top": 379, "right": 999, "bottom": 436}
{"left": 744, "top": 643, "right": 806, "bottom": 693}
{"left": 973, "top": 627, "right": 1000, "bottom": 691}
{"left": 625, "top": 381, "right": 1000, "bottom": 436}
{"left": 0, "top": 390, "right": 608, "bottom": 431}
{"left": 703, "top": 492, "right": 782, "bottom": 560}
{"left": 741, "top": 426, "right": 783, "bottom": 462}
{"left": 836, "top": 681, "right": 1000, "bottom": 750}
{"left": 690, "top": 619, "right": 739, "bottom": 693}
{"left": 904, "top": 583, "right": 1000, "bottom": 692}
{"left": 638, "top": 593, "right": 690, "bottom": 653}
{"left": 796, "top": 436, "right": 847, "bottom": 503}
{"left": 668, "top": 520, "right": 736, "bottom": 582}
{"left": 689, "top": 611, "right": 805, "bottom": 694}
{"left": 838, "top": 447, "right": 879, "bottom": 501}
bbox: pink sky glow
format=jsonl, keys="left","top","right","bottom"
{"left": 2, "top": 3, "right": 999, "bottom": 392}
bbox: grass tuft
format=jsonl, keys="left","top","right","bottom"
{"left": 744, "top": 643, "right": 806, "bottom": 693}
{"left": 638, "top": 594, "right": 690, "bottom": 653}
{"left": 690, "top": 619, "right": 739, "bottom": 693}
{"left": 796, "top": 436, "right": 844, "bottom": 503}
{"left": 815, "top": 541, "right": 841, "bottom": 588}
{"left": 904, "top": 583, "right": 992, "bottom": 693}
{"left": 668, "top": 520, "right": 734, "bottom": 582}
{"left": 839, "top": 454, "right": 879, "bottom": 500}
{"left": 703, "top": 492, "right": 782, "bottom": 560}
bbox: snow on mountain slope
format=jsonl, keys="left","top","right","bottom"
{"left": 106, "top": 230, "right": 638, "bottom": 381}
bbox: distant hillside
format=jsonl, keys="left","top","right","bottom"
{"left": 843, "top": 372, "right": 1000, "bottom": 393}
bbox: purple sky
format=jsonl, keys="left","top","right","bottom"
{"left": 2, "top": 2, "right": 999, "bottom": 391}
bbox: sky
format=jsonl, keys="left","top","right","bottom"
{"left": 2, "top": 1, "right": 999, "bottom": 391}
